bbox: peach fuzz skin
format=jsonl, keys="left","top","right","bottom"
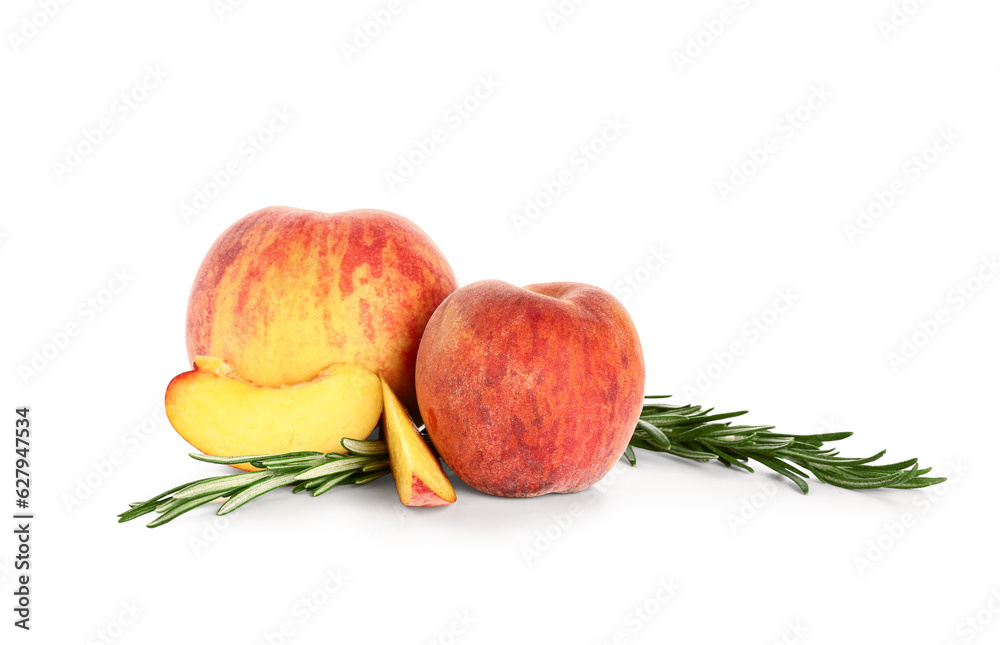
{"left": 185, "top": 206, "right": 458, "bottom": 407}
{"left": 415, "top": 280, "right": 645, "bottom": 497}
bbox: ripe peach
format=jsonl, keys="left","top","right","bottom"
{"left": 415, "top": 280, "right": 645, "bottom": 497}
{"left": 185, "top": 206, "right": 457, "bottom": 406}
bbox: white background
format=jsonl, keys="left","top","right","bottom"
{"left": 2, "top": 1, "right": 999, "bottom": 643}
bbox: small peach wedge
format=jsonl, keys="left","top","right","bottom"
{"left": 379, "top": 375, "right": 456, "bottom": 507}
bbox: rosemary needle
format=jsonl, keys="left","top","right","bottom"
{"left": 119, "top": 395, "right": 945, "bottom": 527}
{"left": 629, "top": 396, "right": 946, "bottom": 494}
{"left": 118, "top": 440, "right": 391, "bottom": 527}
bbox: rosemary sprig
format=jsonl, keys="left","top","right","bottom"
{"left": 117, "top": 438, "right": 390, "bottom": 527}
{"left": 120, "top": 395, "right": 946, "bottom": 527}
{"left": 628, "top": 395, "right": 946, "bottom": 493}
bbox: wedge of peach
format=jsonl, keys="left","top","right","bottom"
{"left": 165, "top": 356, "right": 382, "bottom": 471}
{"left": 379, "top": 375, "right": 456, "bottom": 507}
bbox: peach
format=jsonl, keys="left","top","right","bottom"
{"left": 185, "top": 206, "right": 457, "bottom": 407}
{"left": 415, "top": 280, "right": 645, "bottom": 497}
{"left": 165, "top": 357, "right": 382, "bottom": 471}
{"left": 380, "top": 375, "right": 456, "bottom": 506}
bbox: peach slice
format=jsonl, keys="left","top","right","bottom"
{"left": 379, "top": 375, "right": 456, "bottom": 507}
{"left": 165, "top": 356, "right": 382, "bottom": 471}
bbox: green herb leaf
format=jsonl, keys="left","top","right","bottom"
{"left": 120, "top": 394, "right": 947, "bottom": 528}
{"left": 627, "top": 396, "right": 945, "bottom": 494}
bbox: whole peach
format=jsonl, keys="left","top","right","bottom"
{"left": 186, "top": 206, "right": 457, "bottom": 405}
{"left": 415, "top": 280, "right": 645, "bottom": 497}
